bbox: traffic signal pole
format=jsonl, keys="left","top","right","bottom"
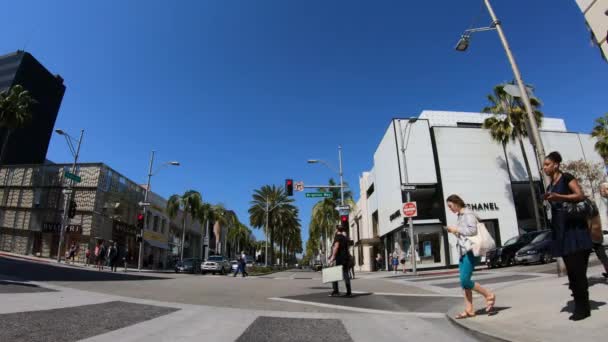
{"left": 138, "top": 151, "right": 155, "bottom": 271}
{"left": 57, "top": 130, "right": 84, "bottom": 263}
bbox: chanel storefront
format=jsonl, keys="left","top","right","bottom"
{"left": 359, "top": 111, "right": 606, "bottom": 270}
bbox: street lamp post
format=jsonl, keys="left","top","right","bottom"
{"left": 308, "top": 145, "right": 347, "bottom": 264}
{"left": 137, "top": 151, "right": 179, "bottom": 271}
{"left": 455, "top": 0, "right": 561, "bottom": 275}
{"left": 398, "top": 119, "right": 418, "bottom": 275}
{"left": 55, "top": 129, "right": 84, "bottom": 263}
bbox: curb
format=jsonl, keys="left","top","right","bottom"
{"left": 0, "top": 252, "right": 53, "bottom": 264}
{"left": 445, "top": 312, "right": 513, "bottom": 342}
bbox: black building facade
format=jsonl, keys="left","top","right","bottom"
{"left": 0, "top": 51, "right": 66, "bottom": 165}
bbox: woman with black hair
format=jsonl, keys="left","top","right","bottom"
{"left": 543, "top": 151, "right": 593, "bottom": 321}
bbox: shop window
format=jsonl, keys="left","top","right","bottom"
{"left": 404, "top": 186, "right": 444, "bottom": 220}
{"left": 511, "top": 182, "right": 546, "bottom": 231}
{"left": 372, "top": 211, "right": 379, "bottom": 238}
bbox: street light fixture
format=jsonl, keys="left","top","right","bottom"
{"left": 137, "top": 151, "right": 180, "bottom": 271}
{"left": 455, "top": 35, "right": 471, "bottom": 52}
{"left": 54, "top": 128, "right": 84, "bottom": 263}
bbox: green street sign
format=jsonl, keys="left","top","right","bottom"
{"left": 305, "top": 192, "right": 332, "bottom": 198}
{"left": 64, "top": 172, "right": 81, "bottom": 183}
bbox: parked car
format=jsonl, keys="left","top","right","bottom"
{"left": 174, "top": 258, "right": 201, "bottom": 274}
{"left": 515, "top": 230, "right": 553, "bottom": 265}
{"left": 201, "top": 255, "right": 231, "bottom": 275}
{"left": 486, "top": 231, "right": 543, "bottom": 268}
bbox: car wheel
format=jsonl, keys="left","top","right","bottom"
{"left": 220, "top": 268, "right": 226, "bottom": 275}
{"left": 500, "top": 257, "right": 510, "bottom": 268}
{"left": 541, "top": 252, "right": 552, "bottom": 264}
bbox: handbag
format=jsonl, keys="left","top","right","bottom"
{"left": 322, "top": 265, "right": 344, "bottom": 283}
{"left": 467, "top": 219, "right": 496, "bottom": 257}
{"left": 563, "top": 198, "right": 597, "bottom": 220}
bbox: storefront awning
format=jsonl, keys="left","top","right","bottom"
{"left": 145, "top": 239, "right": 169, "bottom": 250}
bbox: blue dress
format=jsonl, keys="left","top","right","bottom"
{"left": 547, "top": 173, "right": 592, "bottom": 257}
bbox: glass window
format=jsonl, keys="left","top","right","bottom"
{"left": 153, "top": 216, "right": 159, "bottom": 232}
{"left": 161, "top": 219, "right": 166, "bottom": 234}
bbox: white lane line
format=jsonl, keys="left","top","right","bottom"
{"left": 267, "top": 297, "right": 445, "bottom": 318}
{"left": 372, "top": 292, "right": 462, "bottom": 298}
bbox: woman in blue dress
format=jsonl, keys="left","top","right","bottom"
{"left": 543, "top": 151, "right": 593, "bottom": 321}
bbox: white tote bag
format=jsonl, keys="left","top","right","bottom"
{"left": 468, "top": 220, "right": 496, "bottom": 257}
{"left": 322, "top": 265, "right": 344, "bottom": 283}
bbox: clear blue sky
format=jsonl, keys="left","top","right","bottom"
{"left": 2, "top": 1, "right": 606, "bottom": 249}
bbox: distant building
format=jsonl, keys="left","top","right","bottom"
{"left": 575, "top": 0, "right": 608, "bottom": 61}
{"left": 0, "top": 51, "right": 66, "bottom": 165}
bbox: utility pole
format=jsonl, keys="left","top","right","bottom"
{"left": 399, "top": 119, "right": 417, "bottom": 275}
{"left": 138, "top": 151, "right": 155, "bottom": 270}
{"left": 57, "top": 129, "right": 84, "bottom": 263}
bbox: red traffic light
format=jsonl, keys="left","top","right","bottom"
{"left": 285, "top": 179, "right": 294, "bottom": 196}
{"left": 137, "top": 213, "right": 144, "bottom": 221}
{"left": 341, "top": 215, "right": 348, "bottom": 222}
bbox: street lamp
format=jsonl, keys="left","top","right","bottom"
{"left": 55, "top": 129, "right": 84, "bottom": 262}
{"left": 455, "top": 0, "right": 558, "bottom": 275}
{"left": 308, "top": 145, "right": 347, "bottom": 264}
{"left": 137, "top": 151, "right": 180, "bottom": 271}
{"left": 398, "top": 118, "right": 418, "bottom": 275}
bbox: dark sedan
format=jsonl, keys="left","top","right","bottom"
{"left": 486, "top": 230, "right": 543, "bottom": 268}
{"left": 515, "top": 230, "right": 553, "bottom": 265}
{"left": 174, "top": 258, "right": 201, "bottom": 274}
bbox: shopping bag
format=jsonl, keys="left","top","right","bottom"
{"left": 469, "top": 221, "right": 496, "bottom": 257}
{"left": 322, "top": 265, "right": 344, "bottom": 283}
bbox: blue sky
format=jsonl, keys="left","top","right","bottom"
{"left": 2, "top": 1, "right": 606, "bottom": 248}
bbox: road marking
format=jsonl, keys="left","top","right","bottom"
{"left": 268, "top": 297, "right": 445, "bottom": 318}
{"left": 372, "top": 292, "right": 462, "bottom": 298}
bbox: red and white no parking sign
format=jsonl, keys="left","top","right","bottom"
{"left": 402, "top": 202, "right": 417, "bottom": 218}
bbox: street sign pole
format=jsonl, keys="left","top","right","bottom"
{"left": 138, "top": 151, "right": 155, "bottom": 271}
{"left": 57, "top": 129, "right": 84, "bottom": 263}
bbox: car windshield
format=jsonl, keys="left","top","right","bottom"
{"left": 504, "top": 237, "right": 518, "bottom": 246}
{"left": 208, "top": 256, "right": 223, "bottom": 262}
{"left": 519, "top": 232, "right": 540, "bottom": 244}
{"left": 182, "top": 260, "right": 193, "bottom": 266}
{"left": 531, "top": 231, "right": 551, "bottom": 244}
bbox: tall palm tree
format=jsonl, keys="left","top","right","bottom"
{"left": 273, "top": 206, "right": 301, "bottom": 266}
{"left": 197, "top": 201, "right": 214, "bottom": 260}
{"left": 211, "top": 204, "right": 237, "bottom": 255}
{"left": 166, "top": 190, "right": 202, "bottom": 260}
{"left": 482, "top": 84, "right": 544, "bottom": 230}
{"left": 591, "top": 113, "right": 608, "bottom": 164}
{"left": 249, "top": 184, "right": 296, "bottom": 265}
{"left": 227, "top": 222, "right": 252, "bottom": 256}
{"left": 0, "top": 85, "right": 35, "bottom": 164}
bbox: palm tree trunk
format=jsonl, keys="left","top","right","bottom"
{"left": 0, "top": 129, "right": 13, "bottom": 165}
{"left": 518, "top": 137, "right": 543, "bottom": 230}
{"left": 180, "top": 214, "right": 186, "bottom": 261}
{"left": 502, "top": 142, "right": 514, "bottom": 183}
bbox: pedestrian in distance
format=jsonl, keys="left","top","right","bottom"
{"left": 328, "top": 226, "right": 352, "bottom": 297}
{"left": 109, "top": 242, "right": 119, "bottom": 272}
{"left": 446, "top": 194, "right": 496, "bottom": 319}
{"left": 67, "top": 243, "right": 77, "bottom": 264}
{"left": 85, "top": 247, "right": 91, "bottom": 267}
{"left": 240, "top": 251, "right": 248, "bottom": 277}
{"left": 96, "top": 241, "right": 106, "bottom": 271}
{"left": 594, "top": 182, "right": 608, "bottom": 279}
{"left": 391, "top": 251, "right": 399, "bottom": 274}
{"left": 543, "top": 151, "right": 593, "bottom": 321}
{"left": 375, "top": 253, "right": 383, "bottom": 272}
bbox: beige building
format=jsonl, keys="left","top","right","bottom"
{"left": 0, "top": 163, "right": 203, "bottom": 268}
{"left": 576, "top": 0, "right": 608, "bottom": 61}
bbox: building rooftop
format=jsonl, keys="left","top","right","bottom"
{"left": 419, "top": 110, "right": 567, "bottom": 132}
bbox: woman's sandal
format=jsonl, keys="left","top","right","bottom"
{"left": 455, "top": 311, "right": 476, "bottom": 319}
{"left": 485, "top": 294, "right": 496, "bottom": 314}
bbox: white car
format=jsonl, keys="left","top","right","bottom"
{"left": 201, "top": 255, "right": 231, "bottom": 275}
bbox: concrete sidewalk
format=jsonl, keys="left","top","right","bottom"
{"left": 447, "top": 264, "right": 608, "bottom": 342}
{"left": 0, "top": 251, "right": 173, "bottom": 274}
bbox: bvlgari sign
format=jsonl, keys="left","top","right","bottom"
{"left": 466, "top": 202, "right": 500, "bottom": 211}
{"left": 42, "top": 222, "right": 82, "bottom": 233}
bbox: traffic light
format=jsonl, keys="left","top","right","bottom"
{"left": 137, "top": 213, "right": 144, "bottom": 230}
{"left": 285, "top": 179, "right": 293, "bottom": 196}
{"left": 340, "top": 214, "right": 349, "bottom": 230}
{"left": 68, "top": 200, "right": 77, "bottom": 218}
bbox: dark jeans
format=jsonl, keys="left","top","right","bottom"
{"left": 234, "top": 264, "right": 248, "bottom": 277}
{"left": 592, "top": 243, "right": 608, "bottom": 272}
{"left": 332, "top": 264, "right": 352, "bottom": 294}
{"left": 563, "top": 249, "right": 591, "bottom": 314}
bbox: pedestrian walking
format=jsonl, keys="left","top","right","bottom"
{"left": 375, "top": 253, "right": 383, "bottom": 271}
{"left": 391, "top": 251, "right": 399, "bottom": 274}
{"left": 109, "top": 242, "right": 119, "bottom": 272}
{"left": 543, "top": 151, "right": 593, "bottom": 321}
{"left": 96, "top": 241, "right": 106, "bottom": 271}
{"left": 67, "top": 243, "right": 77, "bottom": 264}
{"left": 445, "top": 194, "right": 496, "bottom": 319}
{"left": 234, "top": 251, "right": 248, "bottom": 277}
{"left": 328, "top": 226, "right": 352, "bottom": 297}
{"left": 400, "top": 252, "right": 407, "bottom": 273}
{"left": 85, "top": 247, "right": 91, "bottom": 267}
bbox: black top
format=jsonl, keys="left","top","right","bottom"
{"left": 547, "top": 172, "right": 592, "bottom": 257}
{"left": 333, "top": 234, "right": 349, "bottom": 265}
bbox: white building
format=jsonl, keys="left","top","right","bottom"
{"left": 352, "top": 110, "right": 605, "bottom": 271}
{"left": 575, "top": 0, "right": 608, "bottom": 61}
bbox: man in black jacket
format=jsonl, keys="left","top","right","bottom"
{"left": 328, "top": 226, "right": 352, "bottom": 297}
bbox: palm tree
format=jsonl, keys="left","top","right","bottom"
{"left": 0, "top": 85, "right": 35, "bottom": 164}
{"left": 249, "top": 184, "right": 296, "bottom": 265}
{"left": 591, "top": 113, "right": 608, "bottom": 164}
{"left": 227, "top": 222, "right": 252, "bottom": 257}
{"left": 211, "top": 204, "right": 238, "bottom": 255}
{"left": 197, "top": 201, "right": 214, "bottom": 260}
{"left": 166, "top": 190, "right": 202, "bottom": 260}
{"left": 482, "top": 84, "right": 544, "bottom": 230}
